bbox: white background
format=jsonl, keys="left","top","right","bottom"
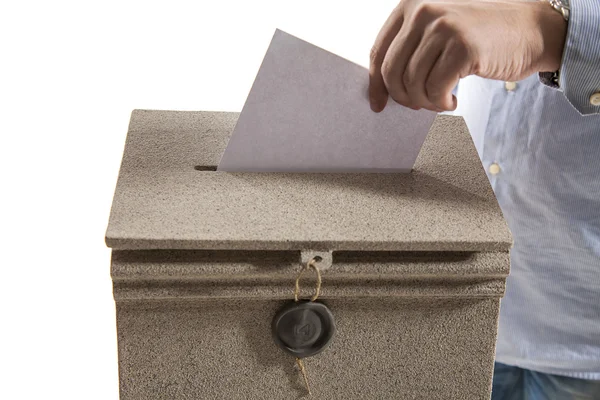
{"left": 0, "top": 1, "right": 398, "bottom": 399}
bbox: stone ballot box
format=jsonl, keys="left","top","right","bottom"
{"left": 105, "top": 110, "right": 512, "bottom": 399}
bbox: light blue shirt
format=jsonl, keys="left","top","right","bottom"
{"left": 453, "top": 0, "right": 600, "bottom": 380}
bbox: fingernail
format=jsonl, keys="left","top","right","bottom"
{"left": 370, "top": 100, "right": 384, "bottom": 113}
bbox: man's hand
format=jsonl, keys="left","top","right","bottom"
{"left": 369, "top": 0, "right": 567, "bottom": 112}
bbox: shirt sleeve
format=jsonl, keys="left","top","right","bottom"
{"left": 538, "top": 0, "right": 600, "bottom": 116}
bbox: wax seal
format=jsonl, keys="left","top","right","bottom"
{"left": 272, "top": 301, "right": 335, "bottom": 358}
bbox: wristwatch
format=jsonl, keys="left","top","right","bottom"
{"left": 541, "top": 0, "right": 570, "bottom": 85}
{"left": 544, "top": 0, "right": 570, "bottom": 22}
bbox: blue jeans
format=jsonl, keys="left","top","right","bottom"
{"left": 492, "top": 362, "right": 600, "bottom": 400}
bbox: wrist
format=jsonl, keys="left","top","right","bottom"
{"left": 533, "top": 0, "right": 568, "bottom": 72}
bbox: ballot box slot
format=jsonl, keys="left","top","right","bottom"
{"left": 193, "top": 165, "right": 217, "bottom": 171}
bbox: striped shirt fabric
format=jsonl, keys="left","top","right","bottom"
{"left": 452, "top": 0, "right": 600, "bottom": 380}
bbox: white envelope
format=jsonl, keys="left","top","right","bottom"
{"left": 218, "top": 29, "right": 437, "bottom": 173}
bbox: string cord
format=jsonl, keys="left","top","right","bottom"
{"left": 294, "top": 257, "right": 322, "bottom": 303}
{"left": 292, "top": 257, "right": 322, "bottom": 396}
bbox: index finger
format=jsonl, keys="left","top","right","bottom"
{"left": 369, "top": 5, "right": 405, "bottom": 112}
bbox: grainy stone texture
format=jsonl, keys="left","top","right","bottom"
{"left": 111, "top": 250, "right": 509, "bottom": 301}
{"left": 106, "top": 110, "right": 512, "bottom": 400}
{"left": 116, "top": 298, "right": 500, "bottom": 400}
{"left": 105, "top": 110, "right": 512, "bottom": 251}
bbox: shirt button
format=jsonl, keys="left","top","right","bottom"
{"left": 505, "top": 81, "right": 517, "bottom": 91}
{"left": 489, "top": 163, "right": 501, "bottom": 175}
{"left": 590, "top": 92, "right": 600, "bottom": 106}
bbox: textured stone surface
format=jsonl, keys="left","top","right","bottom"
{"left": 105, "top": 110, "right": 512, "bottom": 251}
{"left": 116, "top": 298, "right": 500, "bottom": 400}
{"left": 106, "top": 110, "right": 511, "bottom": 400}
{"left": 111, "top": 250, "right": 509, "bottom": 301}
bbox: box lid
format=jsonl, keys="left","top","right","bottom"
{"left": 105, "top": 110, "right": 512, "bottom": 252}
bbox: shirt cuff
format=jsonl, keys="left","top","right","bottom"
{"left": 538, "top": 0, "right": 600, "bottom": 116}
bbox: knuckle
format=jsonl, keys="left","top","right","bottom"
{"left": 414, "top": 2, "right": 437, "bottom": 20}
{"left": 403, "top": 64, "right": 422, "bottom": 93}
{"left": 381, "top": 59, "right": 394, "bottom": 81}
{"left": 430, "top": 17, "right": 453, "bottom": 34}
{"left": 370, "top": 45, "right": 380, "bottom": 64}
{"left": 429, "top": 17, "right": 450, "bottom": 35}
{"left": 427, "top": 91, "right": 446, "bottom": 107}
{"left": 425, "top": 81, "right": 443, "bottom": 99}
{"left": 425, "top": 84, "right": 448, "bottom": 109}
{"left": 389, "top": 91, "right": 408, "bottom": 107}
{"left": 388, "top": 85, "right": 414, "bottom": 108}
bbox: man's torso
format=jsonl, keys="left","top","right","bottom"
{"left": 454, "top": 74, "right": 600, "bottom": 379}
